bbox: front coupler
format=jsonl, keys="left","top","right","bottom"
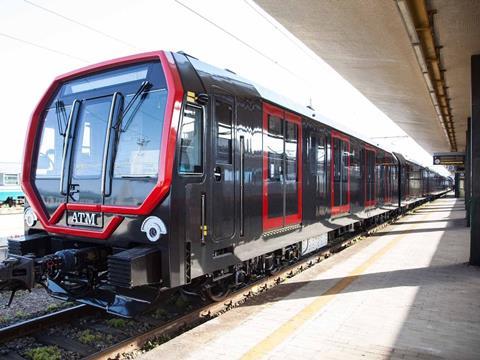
{"left": 0, "top": 234, "right": 164, "bottom": 317}
{"left": 0, "top": 234, "right": 110, "bottom": 306}
{"left": 0, "top": 255, "right": 35, "bottom": 305}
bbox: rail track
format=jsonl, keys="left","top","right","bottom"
{"left": 0, "top": 305, "right": 99, "bottom": 344}
{"left": 0, "top": 198, "right": 437, "bottom": 360}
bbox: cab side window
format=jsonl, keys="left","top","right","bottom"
{"left": 215, "top": 99, "right": 233, "bottom": 164}
{"left": 179, "top": 105, "right": 203, "bottom": 174}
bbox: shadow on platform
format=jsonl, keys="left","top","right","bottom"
{"left": 239, "top": 195, "right": 480, "bottom": 358}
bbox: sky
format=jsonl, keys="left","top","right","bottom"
{"left": 0, "top": 0, "right": 449, "bottom": 176}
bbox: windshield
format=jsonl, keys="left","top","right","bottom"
{"left": 72, "top": 96, "right": 112, "bottom": 178}
{"left": 34, "top": 60, "right": 169, "bottom": 209}
{"left": 35, "top": 61, "right": 167, "bottom": 180}
{"left": 114, "top": 89, "right": 167, "bottom": 177}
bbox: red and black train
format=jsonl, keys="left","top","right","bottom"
{"left": 0, "top": 51, "right": 451, "bottom": 316}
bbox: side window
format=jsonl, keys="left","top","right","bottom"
{"left": 285, "top": 121, "right": 298, "bottom": 181}
{"left": 334, "top": 138, "right": 341, "bottom": 182}
{"left": 179, "top": 105, "right": 203, "bottom": 174}
{"left": 36, "top": 107, "right": 69, "bottom": 178}
{"left": 215, "top": 99, "right": 233, "bottom": 164}
{"left": 309, "top": 135, "right": 317, "bottom": 174}
{"left": 316, "top": 134, "right": 326, "bottom": 194}
{"left": 267, "top": 115, "right": 283, "bottom": 181}
{"left": 341, "top": 141, "right": 349, "bottom": 182}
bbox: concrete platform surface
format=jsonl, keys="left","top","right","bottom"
{"left": 0, "top": 213, "right": 23, "bottom": 239}
{"left": 141, "top": 195, "right": 480, "bottom": 360}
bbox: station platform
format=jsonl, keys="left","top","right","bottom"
{"left": 141, "top": 195, "right": 480, "bottom": 360}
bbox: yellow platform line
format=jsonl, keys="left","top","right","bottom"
{"left": 241, "top": 210, "right": 432, "bottom": 360}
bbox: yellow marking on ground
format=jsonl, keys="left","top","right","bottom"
{"left": 240, "top": 209, "right": 433, "bottom": 360}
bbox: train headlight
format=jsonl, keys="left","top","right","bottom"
{"left": 141, "top": 216, "right": 167, "bottom": 242}
{"left": 24, "top": 207, "right": 37, "bottom": 227}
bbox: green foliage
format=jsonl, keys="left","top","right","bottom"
{"left": 25, "top": 346, "right": 61, "bottom": 360}
{"left": 152, "top": 308, "right": 169, "bottom": 320}
{"left": 141, "top": 335, "right": 171, "bottom": 351}
{"left": 106, "top": 318, "right": 128, "bottom": 328}
{"left": 174, "top": 295, "right": 190, "bottom": 310}
{"left": 78, "top": 329, "right": 103, "bottom": 345}
{"left": 46, "top": 304, "right": 59, "bottom": 312}
{"left": 14, "top": 311, "right": 26, "bottom": 319}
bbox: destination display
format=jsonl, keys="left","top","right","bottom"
{"left": 433, "top": 152, "right": 465, "bottom": 166}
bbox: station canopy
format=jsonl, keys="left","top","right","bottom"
{"left": 256, "top": 0, "right": 480, "bottom": 154}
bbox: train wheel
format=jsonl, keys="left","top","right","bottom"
{"left": 206, "top": 279, "right": 231, "bottom": 302}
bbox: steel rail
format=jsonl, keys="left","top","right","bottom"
{"left": 0, "top": 304, "right": 99, "bottom": 344}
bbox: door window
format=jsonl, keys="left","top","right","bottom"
{"left": 311, "top": 133, "right": 327, "bottom": 217}
{"left": 333, "top": 138, "right": 342, "bottom": 206}
{"left": 365, "top": 148, "right": 376, "bottom": 205}
{"left": 215, "top": 99, "right": 233, "bottom": 165}
{"left": 331, "top": 132, "right": 350, "bottom": 214}
{"left": 178, "top": 105, "right": 203, "bottom": 174}
{"left": 341, "top": 141, "right": 349, "bottom": 206}
{"left": 267, "top": 115, "right": 284, "bottom": 181}
{"left": 267, "top": 114, "right": 284, "bottom": 219}
{"left": 285, "top": 122, "right": 298, "bottom": 181}
{"left": 263, "top": 103, "right": 302, "bottom": 230}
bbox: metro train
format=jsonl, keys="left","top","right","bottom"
{"left": 0, "top": 51, "right": 451, "bottom": 316}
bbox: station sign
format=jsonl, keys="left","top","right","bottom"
{"left": 433, "top": 152, "right": 465, "bottom": 166}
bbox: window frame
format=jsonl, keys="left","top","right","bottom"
{"left": 214, "top": 97, "right": 234, "bottom": 165}
{"left": 178, "top": 103, "right": 204, "bottom": 176}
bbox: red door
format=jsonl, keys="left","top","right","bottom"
{"left": 364, "top": 145, "right": 376, "bottom": 207}
{"left": 331, "top": 130, "right": 350, "bottom": 216}
{"left": 262, "top": 103, "right": 302, "bottom": 231}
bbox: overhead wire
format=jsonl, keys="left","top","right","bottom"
{"left": 0, "top": 32, "right": 89, "bottom": 63}
{"left": 23, "top": 0, "right": 140, "bottom": 51}
{"left": 243, "top": 0, "right": 321, "bottom": 65}
{"left": 173, "top": 0, "right": 314, "bottom": 88}
{"left": 11, "top": 0, "right": 314, "bottom": 101}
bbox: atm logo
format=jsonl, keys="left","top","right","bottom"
{"left": 69, "top": 212, "right": 100, "bottom": 227}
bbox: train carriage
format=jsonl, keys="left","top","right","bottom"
{"left": 0, "top": 51, "right": 451, "bottom": 316}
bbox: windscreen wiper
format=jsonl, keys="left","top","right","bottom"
{"left": 55, "top": 100, "right": 68, "bottom": 136}
{"left": 118, "top": 80, "right": 152, "bottom": 132}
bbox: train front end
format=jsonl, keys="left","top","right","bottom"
{"left": 0, "top": 51, "right": 184, "bottom": 316}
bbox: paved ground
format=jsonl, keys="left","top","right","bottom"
{"left": 0, "top": 213, "right": 23, "bottom": 259}
{"left": 0, "top": 213, "right": 23, "bottom": 240}
{"left": 141, "top": 195, "right": 480, "bottom": 360}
